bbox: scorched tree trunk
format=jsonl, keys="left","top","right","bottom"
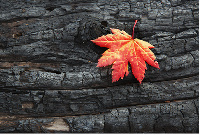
{"left": 0, "top": 0, "right": 198, "bottom": 133}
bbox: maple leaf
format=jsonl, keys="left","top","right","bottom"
{"left": 91, "top": 20, "right": 159, "bottom": 83}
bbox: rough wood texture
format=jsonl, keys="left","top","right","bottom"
{"left": 0, "top": 0, "right": 198, "bottom": 133}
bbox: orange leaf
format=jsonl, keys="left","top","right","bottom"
{"left": 91, "top": 20, "right": 159, "bottom": 83}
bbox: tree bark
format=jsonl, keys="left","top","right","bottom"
{"left": 0, "top": 0, "right": 198, "bottom": 133}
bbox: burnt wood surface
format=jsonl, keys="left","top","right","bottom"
{"left": 0, "top": 0, "right": 199, "bottom": 133}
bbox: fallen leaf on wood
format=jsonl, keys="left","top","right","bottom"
{"left": 91, "top": 20, "right": 159, "bottom": 83}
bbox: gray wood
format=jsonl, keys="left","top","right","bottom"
{"left": 0, "top": 0, "right": 198, "bottom": 133}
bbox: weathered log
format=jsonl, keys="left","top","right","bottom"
{"left": 0, "top": 99, "right": 198, "bottom": 133}
{"left": 0, "top": 0, "right": 198, "bottom": 133}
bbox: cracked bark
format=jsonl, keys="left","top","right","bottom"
{"left": 0, "top": 0, "right": 198, "bottom": 133}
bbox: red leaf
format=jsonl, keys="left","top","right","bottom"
{"left": 91, "top": 20, "right": 159, "bottom": 83}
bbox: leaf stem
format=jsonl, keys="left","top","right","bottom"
{"left": 132, "top": 20, "right": 138, "bottom": 39}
